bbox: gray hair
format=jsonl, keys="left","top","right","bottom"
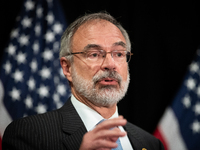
{"left": 59, "top": 12, "right": 131, "bottom": 63}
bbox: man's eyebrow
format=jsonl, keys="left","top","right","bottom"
{"left": 83, "top": 41, "right": 126, "bottom": 51}
{"left": 83, "top": 44, "right": 102, "bottom": 51}
{"left": 112, "top": 41, "right": 126, "bottom": 48}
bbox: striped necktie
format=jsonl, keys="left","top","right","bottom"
{"left": 112, "top": 138, "right": 123, "bottom": 150}
{"left": 97, "top": 119, "right": 123, "bottom": 150}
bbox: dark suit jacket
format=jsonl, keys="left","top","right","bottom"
{"left": 2, "top": 98, "right": 164, "bottom": 150}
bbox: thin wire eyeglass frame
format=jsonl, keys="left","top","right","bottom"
{"left": 66, "top": 50, "right": 133, "bottom": 63}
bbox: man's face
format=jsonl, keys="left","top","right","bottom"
{"left": 69, "top": 20, "right": 130, "bottom": 107}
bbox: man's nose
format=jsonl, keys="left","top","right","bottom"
{"left": 100, "top": 53, "right": 116, "bottom": 71}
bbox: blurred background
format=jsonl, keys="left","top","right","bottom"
{"left": 0, "top": 0, "right": 200, "bottom": 135}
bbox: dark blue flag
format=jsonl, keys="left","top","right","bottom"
{"left": 0, "top": 0, "right": 71, "bottom": 138}
{"left": 154, "top": 46, "right": 200, "bottom": 150}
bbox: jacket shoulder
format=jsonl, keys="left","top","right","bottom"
{"left": 9, "top": 109, "right": 62, "bottom": 129}
{"left": 2, "top": 110, "right": 64, "bottom": 150}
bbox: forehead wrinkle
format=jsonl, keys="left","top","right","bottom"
{"left": 83, "top": 41, "right": 126, "bottom": 52}
{"left": 83, "top": 44, "right": 102, "bottom": 52}
{"left": 112, "top": 41, "right": 126, "bottom": 48}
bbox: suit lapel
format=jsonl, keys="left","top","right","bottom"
{"left": 58, "top": 98, "right": 87, "bottom": 150}
{"left": 124, "top": 122, "right": 147, "bottom": 150}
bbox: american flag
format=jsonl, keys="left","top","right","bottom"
{"left": 154, "top": 46, "right": 200, "bottom": 150}
{"left": 0, "top": 0, "right": 71, "bottom": 144}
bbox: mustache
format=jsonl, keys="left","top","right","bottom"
{"left": 93, "top": 70, "right": 122, "bottom": 85}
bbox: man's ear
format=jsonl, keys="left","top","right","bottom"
{"left": 60, "top": 57, "right": 72, "bottom": 82}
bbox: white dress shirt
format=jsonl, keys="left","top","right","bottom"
{"left": 71, "top": 95, "right": 133, "bottom": 150}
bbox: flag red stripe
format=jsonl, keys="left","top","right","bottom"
{"left": 154, "top": 127, "right": 168, "bottom": 150}
{"left": 0, "top": 137, "right": 2, "bottom": 150}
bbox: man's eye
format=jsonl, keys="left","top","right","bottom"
{"left": 117, "top": 53, "right": 123, "bottom": 57}
{"left": 87, "top": 51, "right": 100, "bottom": 59}
{"left": 115, "top": 51, "right": 125, "bottom": 57}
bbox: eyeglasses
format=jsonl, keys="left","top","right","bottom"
{"left": 67, "top": 49, "right": 133, "bottom": 64}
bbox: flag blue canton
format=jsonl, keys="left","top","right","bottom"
{"left": 0, "top": 0, "right": 71, "bottom": 120}
{"left": 172, "top": 46, "right": 200, "bottom": 149}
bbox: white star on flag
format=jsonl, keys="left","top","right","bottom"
{"left": 193, "top": 102, "right": 200, "bottom": 116}
{"left": 46, "top": 12, "right": 54, "bottom": 24}
{"left": 12, "top": 69, "right": 24, "bottom": 83}
{"left": 39, "top": 67, "right": 51, "bottom": 80}
{"left": 37, "top": 85, "right": 49, "bottom": 98}
{"left": 34, "top": 24, "right": 41, "bottom": 36}
{"left": 25, "top": 0, "right": 35, "bottom": 11}
{"left": 19, "top": 34, "right": 29, "bottom": 46}
{"left": 16, "top": 52, "right": 26, "bottom": 64}
{"left": 27, "top": 77, "right": 36, "bottom": 91}
{"left": 35, "top": 103, "right": 47, "bottom": 114}
{"left": 9, "top": 87, "right": 21, "bottom": 101}
{"left": 191, "top": 120, "right": 200, "bottom": 134}
{"left": 53, "top": 22, "right": 63, "bottom": 34}
{"left": 21, "top": 16, "right": 32, "bottom": 28}
{"left": 11, "top": 28, "right": 19, "bottom": 39}
{"left": 182, "top": 95, "right": 191, "bottom": 108}
{"left": 42, "top": 49, "right": 53, "bottom": 61}
{"left": 36, "top": 6, "right": 43, "bottom": 18}
{"left": 32, "top": 41, "right": 39, "bottom": 53}
{"left": 45, "top": 30, "right": 55, "bottom": 43}
{"left": 7, "top": 44, "right": 16, "bottom": 56}
{"left": 190, "top": 62, "right": 199, "bottom": 73}
{"left": 30, "top": 59, "right": 38, "bottom": 72}
{"left": 185, "top": 77, "right": 196, "bottom": 90}
{"left": 25, "top": 95, "right": 33, "bottom": 109}
{"left": 3, "top": 61, "right": 12, "bottom": 74}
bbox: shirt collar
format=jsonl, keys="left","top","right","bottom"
{"left": 71, "top": 95, "right": 119, "bottom": 131}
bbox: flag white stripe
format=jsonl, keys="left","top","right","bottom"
{"left": 159, "top": 107, "right": 187, "bottom": 150}
{"left": 0, "top": 80, "right": 12, "bottom": 137}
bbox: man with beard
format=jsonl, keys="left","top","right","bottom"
{"left": 2, "top": 12, "right": 164, "bottom": 150}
